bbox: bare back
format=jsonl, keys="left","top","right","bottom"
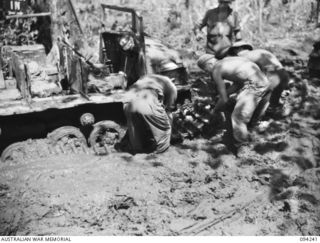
{"left": 238, "top": 49, "right": 283, "bottom": 72}
{"left": 131, "top": 74, "right": 177, "bottom": 110}
{"left": 213, "top": 56, "right": 268, "bottom": 86}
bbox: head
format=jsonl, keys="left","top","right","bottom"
{"left": 218, "top": 0, "right": 233, "bottom": 8}
{"left": 119, "top": 33, "right": 135, "bottom": 51}
{"left": 197, "top": 54, "right": 218, "bottom": 73}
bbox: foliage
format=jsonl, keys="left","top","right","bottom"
{"left": 73, "top": 0, "right": 318, "bottom": 54}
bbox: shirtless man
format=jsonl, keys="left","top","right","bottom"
{"left": 122, "top": 74, "right": 177, "bottom": 154}
{"left": 229, "top": 44, "right": 290, "bottom": 107}
{"left": 197, "top": 54, "right": 272, "bottom": 146}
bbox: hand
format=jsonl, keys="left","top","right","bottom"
{"left": 196, "top": 33, "right": 203, "bottom": 41}
{"left": 210, "top": 106, "right": 218, "bottom": 116}
{"left": 208, "top": 111, "right": 225, "bottom": 125}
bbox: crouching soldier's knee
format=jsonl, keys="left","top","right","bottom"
{"left": 231, "top": 113, "right": 250, "bottom": 143}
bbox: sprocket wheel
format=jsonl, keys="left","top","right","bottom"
{"left": 89, "top": 121, "right": 125, "bottom": 155}
{"left": 1, "top": 142, "right": 27, "bottom": 163}
{"left": 47, "top": 126, "right": 88, "bottom": 154}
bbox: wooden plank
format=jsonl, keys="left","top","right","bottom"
{"left": 6, "top": 12, "right": 51, "bottom": 19}
{"left": 0, "top": 70, "right": 5, "bottom": 89}
{"left": 179, "top": 191, "right": 267, "bottom": 235}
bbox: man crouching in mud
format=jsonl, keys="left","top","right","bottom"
{"left": 197, "top": 54, "right": 272, "bottom": 154}
{"left": 118, "top": 74, "right": 177, "bottom": 154}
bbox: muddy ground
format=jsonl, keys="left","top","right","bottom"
{"left": 0, "top": 50, "right": 320, "bottom": 236}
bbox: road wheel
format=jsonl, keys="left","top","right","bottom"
{"left": 1, "top": 142, "right": 26, "bottom": 163}
{"left": 47, "top": 126, "right": 88, "bottom": 154}
{"left": 89, "top": 121, "right": 125, "bottom": 155}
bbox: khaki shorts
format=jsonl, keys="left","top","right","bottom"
{"left": 231, "top": 78, "right": 271, "bottom": 143}
{"left": 266, "top": 68, "right": 290, "bottom": 106}
{"left": 124, "top": 89, "right": 171, "bottom": 154}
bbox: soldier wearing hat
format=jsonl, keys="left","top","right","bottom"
{"left": 195, "top": 0, "right": 241, "bottom": 59}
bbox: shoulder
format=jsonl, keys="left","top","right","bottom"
{"left": 228, "top": 9, "right": 239, "bottom": 21}
{"left": 217, "top": 56, "right": 249, "bottom": 70}
{"left": 206, "top": 8, "right": 218, "bottom": 15}
{"left": 253, "top": 49, "right": 278, "bottom": 60}
{"left": 254, "top": 49, "right": 272, "bottom": 55}
{"left": 232, "top": 10, "right": 239, "bottom": 16}
{"left": 211, "top": 60, "right": 224, "bottom": 74}
{"left": 149, "top": 74, "right": 172, "bottom": 85}
{"left": 147, "top": 74, "right": 176, "bottom": 91}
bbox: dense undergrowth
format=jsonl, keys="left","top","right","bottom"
{"left": 72, "top": 0, "right": 320, "bottom": 55}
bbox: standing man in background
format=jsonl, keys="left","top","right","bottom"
{"left": 195, "top": 0, "right": 241, "bottom": 59}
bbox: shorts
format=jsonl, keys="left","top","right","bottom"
{"left": 124, "top": 89, "right": 171, "bottom": 154}
{"left": 231, "top": 77, "right": 271, "bottom": 143}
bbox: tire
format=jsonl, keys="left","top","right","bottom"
{"left": 47, "top": 126, "right": 87, "bottom": 146}
{"left": 88, "top": 121, "right": 125, "bottom": 155}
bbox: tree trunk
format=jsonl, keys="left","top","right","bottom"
{"left": 48, "top": 0, "right": 83, "bottom": 45}
{"left": 47, "top": 0, "right": 58, "bottom": 43}
{"left": 258, "top": 0, "right": 263, "bottom": 35}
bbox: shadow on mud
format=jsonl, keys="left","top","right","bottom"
{"left": 176, "top": 142, "right": 231, "bottom": 170}
{"left": 256, "top": 167, "right": 320, "bottom": 208}
{"left": 254, "top": 141, "right": 288, "bottom": 155}
{"left": 281, "top": 155, "right": 314, "bottom": 170}
{"left": 205, "top": 158, "right": 223, "bottom": 170}
{"left": 256, "top": 168, "right": 290, "bottom": 201}
{"left": 120, "top": 155, "right": 134, "bottom": 163}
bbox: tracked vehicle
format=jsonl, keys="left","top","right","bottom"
{"left": 308, "top": 0, "right": 320, "bottom": 78}
{"left": 0, "top": 2, "right": 190, "bottom": 162}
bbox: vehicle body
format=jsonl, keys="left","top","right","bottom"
{"left": 308, "top": 41, "right": 320, "bottom": 78}
{"left": 99, "top": 4, "right": 190, "bottom": 93}
{"left": 308, "top": 0, "right": 320, "bottom": 78}
{"left": 0, "top": 2, "right": 190, "bottom": 160}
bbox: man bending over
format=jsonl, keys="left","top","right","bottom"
{"left": 229, "top": 45, "right": 290, "bottom": 107}
{"left": 122, "top": 74, "right": 177, "bottom": 154}
{"left": 197, "top": 55, "right": 272, "bottom": 146}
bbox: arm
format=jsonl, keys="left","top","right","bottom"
{"left": 227, "top": 82, "right": 242, "bottom": 95}
{"left": 198, "top": 12, "right": 208, "bottom": 31}
{"left": 166, "top": 111, "right": 173, "bottom": 126}
{"left": 234, "top": 29, "right": 242, "bottom": 41}
{"left": 211, "top": 69, "right": 228, "bottom": 114}
{"left": 233, "top": 11, "right": 242, "bottom": 41}
{"left": 164, "top": 81, "right": 177, "bottom": 127}
{"left": 194, "top": 11, "right": 208, "bottom": 39}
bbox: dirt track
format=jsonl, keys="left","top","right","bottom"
{"left": 1, "top": 54, "right": 320, "bottom": 236}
